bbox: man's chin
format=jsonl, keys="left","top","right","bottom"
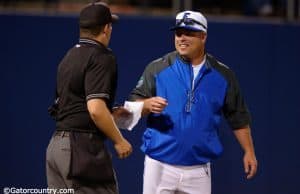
{"left": 178, "top": 51, "right": 187, "bottom": 56}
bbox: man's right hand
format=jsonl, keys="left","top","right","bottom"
{"left": 143, "top": 96, "right": 168, "bottom": 115}
{"left": 114, "top": 138, "right": 132, "bottom": 159}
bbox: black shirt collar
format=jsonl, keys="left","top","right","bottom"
{"left": 79, "top": 38, "right": 106, "bottom": 48}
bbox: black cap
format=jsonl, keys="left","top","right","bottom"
{"left": 79, "top": 2, "right": 119, "bottom": 28}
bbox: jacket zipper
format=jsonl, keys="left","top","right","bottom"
{"left": 185, "top": 64, "right": 207, "bottom": 113}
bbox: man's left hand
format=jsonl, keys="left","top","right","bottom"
{"left": 243, "top": 151, "right": 258, "bottom": 179}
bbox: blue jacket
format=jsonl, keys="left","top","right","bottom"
{"left": 130, "top": 52, "right": 251, "bottom": 165}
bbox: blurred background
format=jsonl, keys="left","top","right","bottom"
{"left": 0, "top": 0, "right": 299, "bottom": 20}
{"left": 1, "top": 1, "right": 299, "bottom": 194}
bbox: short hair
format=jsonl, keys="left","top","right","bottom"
{"left": 79, "top": 25, "right": 105, "bottom": 38}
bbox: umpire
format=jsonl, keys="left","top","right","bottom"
{"left": 46, "top": 2, "right": 132, "bottom": 193}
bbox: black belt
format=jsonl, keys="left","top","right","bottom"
{"left": 56, "top": 128, "right": 98, "bottom": 133}
{"left": 54, "top": 129, "right": 106, "bottom": 140}
{"left": 54, "top": 131, "right": 70, "bottom": 137}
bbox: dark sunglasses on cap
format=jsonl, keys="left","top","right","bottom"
{"left": 175, "top": 29, "right": 202, "bottom": 37}
{"left": 176, "top": 17, "right": 207, "bottom": 30}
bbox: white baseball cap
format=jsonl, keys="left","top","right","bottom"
{"left": 170, "top": 11, "right": 207, "bottom": 33}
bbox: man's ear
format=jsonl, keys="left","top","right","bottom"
{"left": 201, "top": 32, "right": 207, "bottom": 42}
{"left": 103, "top": 23, "right": 111, "bottom": 34}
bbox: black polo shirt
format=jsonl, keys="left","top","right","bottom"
{"left": 55, "top": 38, "right": 117, "bottom": 132}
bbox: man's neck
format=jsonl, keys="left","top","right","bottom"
{"left": 190, "top": 53, "right": 205, "bottom": 66}
{"left": 95, "top": 35, "right": 108, "bottom": 47}
{"left": 80, "top": 35, "right": 108, "bottom": 47}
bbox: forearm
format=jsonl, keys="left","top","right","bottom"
{"left": 233, "top": 126, "right": 255, "bottom": 154}
{"left": 233, "top": 125, "right": 258, "bottom": 179}
{"left": 87, "top": 99, "right": 124, "bottom": 144}
{"left": 134, "top": 98, "right": 150, "bottom": 116}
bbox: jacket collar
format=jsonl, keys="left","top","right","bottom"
{"left": 176, "top": 52, "right": 213, "bottom": 71}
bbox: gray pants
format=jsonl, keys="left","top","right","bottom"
{"left": 46, "top": 131, "right": 118, "bottom": 194}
